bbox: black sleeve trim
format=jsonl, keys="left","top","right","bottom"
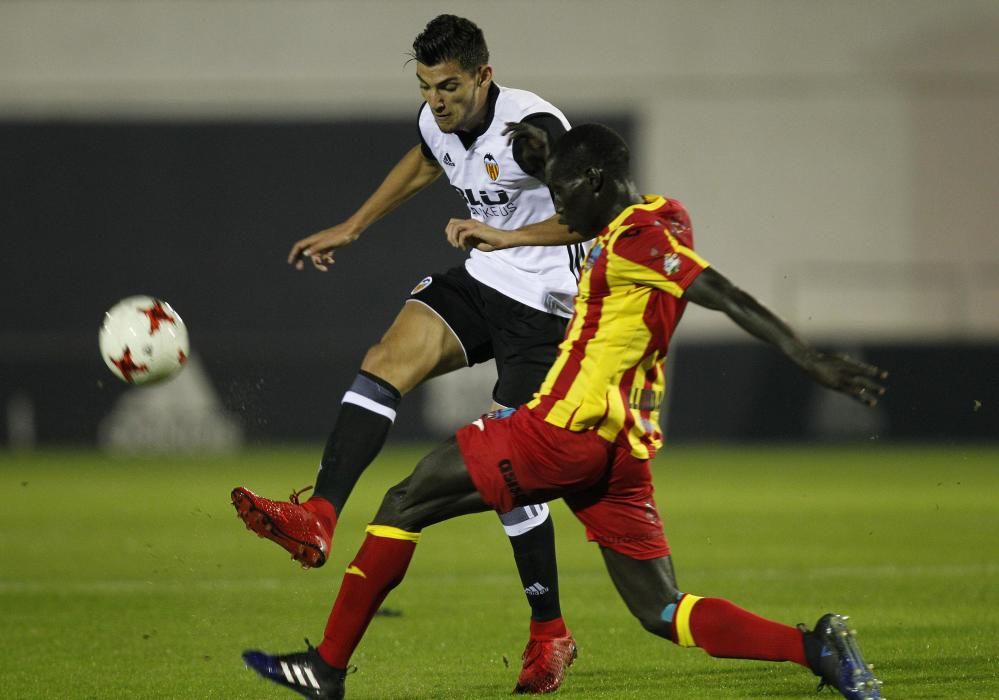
{"left": 513, "top": 112, "right": 568, "bottom": 177}
{"left": 522, "top": 112, "right": 568, "bottom": 141}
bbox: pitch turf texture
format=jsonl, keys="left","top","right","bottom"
{"left": 2, "top": 445, "right": 997, "bottom": 699}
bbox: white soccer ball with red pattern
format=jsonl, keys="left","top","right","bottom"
{"left": 99, "top": 295, "right": 189, "bottom": 385}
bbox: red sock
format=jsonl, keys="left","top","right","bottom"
{"left": 675, "top": 596, "right": 807, "bottom": 667}
{"left": 317, "top": 528, "right": 419, "bottom": 668}
{"left": 303, "top": 496, "right": 338, "bottom": 535}
{"left": 530, "top": 616, "right": 568, "bottom": 640}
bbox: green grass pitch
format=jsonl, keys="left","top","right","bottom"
{"left": 2, "top": 444, "right": 997, "bottom": 699}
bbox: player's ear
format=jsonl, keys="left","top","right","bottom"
{"left": 477, "top": 64, "right": 493, "bottom": 87}
{"left": 585, "top": 166, "right": 603, "bottom": 193}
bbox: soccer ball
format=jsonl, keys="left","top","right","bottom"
{"left": 99, "top": 295, "right": 189, "bottom": 385}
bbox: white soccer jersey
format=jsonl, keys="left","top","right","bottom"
{"left": 419, "top": 84, "right": 586, "bottom": 318}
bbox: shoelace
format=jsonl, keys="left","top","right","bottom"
{"left": 289, "top": 485, "right": 314, "bottom": 505}
{"left": 521, "top": 640, "right": 541, "bottom": 664}
{"left": 521, "top": 639, "right": 571, "bottom": 672}
{"left": 303, "top": 639, "right": 358, "bottom": 676}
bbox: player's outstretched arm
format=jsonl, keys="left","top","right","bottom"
{"left": 684, "top": 267, "right": 888, "bottom": 406}
{"left": 288, "top": 145, "right": 443, "bottom": 271}
{"left": 445, "top": 215, "right": 584, "bottom": 251}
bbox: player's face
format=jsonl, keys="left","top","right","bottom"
{"left": 548, "top": 166, "right": 602, "bottom": 239}
{"left": 417, "top": 61, "right": 492, "bottom": 133}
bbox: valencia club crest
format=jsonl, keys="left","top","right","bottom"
{"left": 484, "top": 153, "right": 500, "bottom": 181}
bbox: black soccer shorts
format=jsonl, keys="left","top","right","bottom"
{"left": 407, "top": 265, "right": 569, "bottom": 408}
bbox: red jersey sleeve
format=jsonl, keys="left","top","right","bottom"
{"left": 609, "top": 199, "right": 710, "bottom": 297}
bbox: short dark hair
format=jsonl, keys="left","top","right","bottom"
{"left": 550, "top": 124, "right": 631, "bottom": 182}
{"left": 411, "top": 14, "right": 489, "bottom": 72}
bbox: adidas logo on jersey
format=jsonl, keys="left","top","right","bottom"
{"left": 442, "top": 152, "right": 455, "bottom": 167}
{"left": 524, "top": 582, "right": 550, "bottom": 596}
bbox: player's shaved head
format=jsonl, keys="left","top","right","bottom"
{"left": 546, "top": 124, "right": 640, "bottom": 238}
{"left": 548, "top": 124, "right": 631, "bottom": 186}
{"left": 412, "top": 15, "right": 489, "bottom": 73}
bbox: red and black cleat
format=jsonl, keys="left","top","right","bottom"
{"left": 514, "top": 634, "right": 577, "bottom": 694}
{"left": 231, "top": 486, "right": 332, "bottom": 569}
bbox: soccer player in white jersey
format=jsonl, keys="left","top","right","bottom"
{"left": 231, "top": 14, "right": 585, "bottom": 694}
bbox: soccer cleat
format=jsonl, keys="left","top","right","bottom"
{"left": 231, "top": 486, "right": 331, "bottom": 568}
{"left": 802, "top": 613, "right": 882, "bottom": 700}
{"left": 242, "top": 643, "right": 346, "bottom": 699}
{"left": 514, "top": 634, "right": 577, "bottom": 694}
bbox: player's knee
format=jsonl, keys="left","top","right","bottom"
{"left": 360, "top": 340, "right": 397, "bottom": 378}
{"left": 635, "top": 611, "right": 672, "bottom": 639}
{"left": 372, "top": 481, "right": 410, "bottom": 528}
{"left": 360, "top": 336, "right": 444, "bottom": 395}
{"left": 624, "top": 583, "right": 681, "bottom": 640}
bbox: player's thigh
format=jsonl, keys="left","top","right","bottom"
{"left": 374, "top": 437, "right": 489, "bottom": 530}
{"left": 486, "top": 293, "right": 567, "bottom": 407}
{"left": 369, "top": 268, "right": 496, "bottom": 393}
{"left": 360, "top": 299, "right": 466, "bottom": 394}
{"left": 458, "top": 408, "right": 609, "bottom": 515}
{"left": 600, "top": 548, "right": 679, "bottom": 637}
{"left": 563, "top": 449, "right": 670, "bottom": 560}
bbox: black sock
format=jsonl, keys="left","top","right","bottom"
{"left": 507, "top": 513, "right": 562, "bottom": 622}
{"left": 312, "top": 371, "right": 401, "bottom": 514}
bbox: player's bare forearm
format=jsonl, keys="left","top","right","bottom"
{"left": 448, "top": 215, "right": 582, "bottom": 251}
{"left": 288, "top": 146, "right": 442, "bottom": 270}
{"left": 502, "top": 217, "right": 582, "bottom": 248}
{"left": 686, "top": 269, "right": 806, "bottom": 358}
{"left": 349, "top": 145, "right": 443, "bottom": 233}
{"left": 685, "top": 268, "right": 888, "bottom": 405}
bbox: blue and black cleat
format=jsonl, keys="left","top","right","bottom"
{"left": 242, "top": 642, "right": 346, "bottom": 699}
{"left": 803, "top": 613, "right": 882, "bottom": 699}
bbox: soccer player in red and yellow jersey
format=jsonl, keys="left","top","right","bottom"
{"left": 241, "top": 124, "right": 888, "bottom": 700}
{"left": 530, "top": 193, "right": 702, "bottom": 459}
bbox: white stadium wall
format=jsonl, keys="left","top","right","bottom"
{"left": 2, "top": 1, "right": 997, "bottom": 445}
{"left": 3, "top": 0, "right": 997, "bottom": 341}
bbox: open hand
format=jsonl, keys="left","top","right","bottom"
{"left": 502, "top": 121, "right": 550, "bottom": 179}
{"left": 804, "top": 352, "right": 888, "bottom": 407}
{"left": 287, "top": 222, "right": 360, "bottom": 271}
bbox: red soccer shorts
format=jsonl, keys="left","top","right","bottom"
{"left": 456, "top": 407, "right": 670, "bottom": 560}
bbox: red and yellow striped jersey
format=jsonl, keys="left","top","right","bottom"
{"left": 527, "top": 196, "right": 709, "bottom": 458}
